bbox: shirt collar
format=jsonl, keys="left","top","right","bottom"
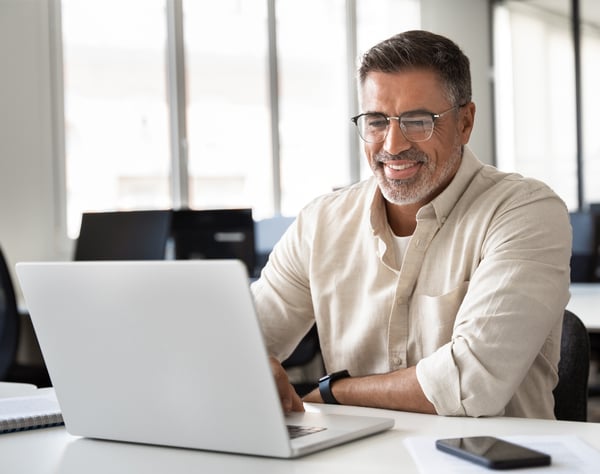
{"left": 421, "top": 145, "right": 483, "bottom": 226}
{"left": 369, "top": 181, "right": 388, "bottom": 238}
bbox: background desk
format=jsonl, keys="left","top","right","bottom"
{"left": 1, "top": 404, "right": 599, "bottom": 473}
{"left": 569, "top": 283, "right": 600, "bottom": 333}
{"left": 570, "top": 283, "right": 600, "bottom": 403}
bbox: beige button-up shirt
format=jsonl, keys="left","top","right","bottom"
{"left": 252, "top": 147, "right": 571, "bottom": 418}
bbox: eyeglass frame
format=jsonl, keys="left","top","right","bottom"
{"left": 350, "top": 104, "right": 467, "bottom": 144}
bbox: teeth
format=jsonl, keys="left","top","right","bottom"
{"left": 386, "top": 162, "right": 417, "bottom": 170}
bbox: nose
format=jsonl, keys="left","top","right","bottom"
{"left": 383, "top": 118, "right": 411, "bottom": 155}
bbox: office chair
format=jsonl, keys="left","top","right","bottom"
{"left": 0, "top": 245, "right": 51, "bottom": 386}
{"left": 0, "top": 245, "right": 19, "bottom": 380}
{"left": 585, "top": 205, "right": 600, "bottom": 394}
{"left": 553, "top": 309, "right": 590, "bottom": 422}
{"left": 281, "top": 325, "right": 323, "bottom": 397}
{"left": 75, "top": 210, "right": 172, "bottom": 261}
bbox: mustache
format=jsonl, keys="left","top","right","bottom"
{"left": 375, "top": 148, "right": 427, "bottom": 163}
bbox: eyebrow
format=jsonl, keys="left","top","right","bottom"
{"left": 362, "top": 108, "right": 434, "bottom": 116}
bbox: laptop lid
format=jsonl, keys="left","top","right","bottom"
{"left": 16, "top": 260, "right": 393, "bottom": 458}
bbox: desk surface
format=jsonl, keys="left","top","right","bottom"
{"left": 1, "top": 404, "right": 599, "bottom": 473}
{"left": 568, "top": 283, "right": 600, "bottom": 332}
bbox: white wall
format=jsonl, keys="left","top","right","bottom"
{"left": 0, "top": 0, "right": 64, "bottom": 284}
{"left": 0, "top": 0, "right": 496, "bottom": 282}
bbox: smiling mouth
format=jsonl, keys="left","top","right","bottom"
{"left": 380, "top": 160, "right": 423, "bottom": 181}
{"left": 385, "top": 162, "right": 420, "bottom": 171}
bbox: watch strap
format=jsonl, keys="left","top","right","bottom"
{"left": 318, "top": 369, "right": 350, "bottom": 404}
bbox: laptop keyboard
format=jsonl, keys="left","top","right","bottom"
{"left": 287, "top": 425, "right": 327, "bottom": 439}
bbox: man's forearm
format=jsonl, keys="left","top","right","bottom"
{"left": 304, "top": 366, "right": 437, "bottom": 414}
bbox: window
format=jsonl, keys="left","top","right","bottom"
{"left": 183, "top": 0, "right": 272, "bottom": 217}
{"left": 581, "top": 0, "right": 600, "bottom": 204}
{"left": 357, "top": 0, "right": 421, "bottom": 52}
{"left": 493, "top": 1, "right": 578, "bottom": 209}
{"left": 61, "top": 0, "right": 170, "bottom": 237}
{"left": 59, "top": 0, "right": 420, "bottom": 237}
{"left": 494, "top": 0, "right": 600, "bottom": 210}
{"left": 276, "top": 0, "right": 349, "bottom": 214}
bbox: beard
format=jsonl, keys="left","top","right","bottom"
{"left": 370, "top": 142, "right": 463, "bottom": 206}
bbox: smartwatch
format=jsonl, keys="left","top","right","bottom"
{"left": 318, "top": 369, "right": 350, "bottom": 404}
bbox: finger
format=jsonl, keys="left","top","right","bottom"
{"left": 269, "top": 356, "right": 301, "bottom": 413}
{"left": 288, "top": 387, "right": 305, "bottom": 412}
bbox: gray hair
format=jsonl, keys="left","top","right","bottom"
{"left": 358, "top": 30, "right": 472, "bottom": 106}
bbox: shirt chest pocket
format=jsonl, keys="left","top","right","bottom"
{"left": 410, "top": 281, "right": 469, "bottom": 357}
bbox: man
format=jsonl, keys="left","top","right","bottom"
{"left": 251, "top": 30, "right": 571, "bottom": 418}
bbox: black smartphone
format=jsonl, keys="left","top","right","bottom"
{"left": 435, "top": 436, "right": 551, "bottom": 470}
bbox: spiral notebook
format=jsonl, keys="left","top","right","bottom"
{"left": 0, "top": 388, "right": 63, "bottom": 433}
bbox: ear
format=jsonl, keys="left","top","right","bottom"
{"left": 459, "top": 102, "right": 476, "bottom": 145}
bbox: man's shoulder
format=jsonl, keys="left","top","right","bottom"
{"left": 458, "top": 148, "right": 562, "bottom": 205}
{"left": 290, "top": 179, "right": 379, "bottom": 240}
{"left": 301, "top": 178, "right": 377, "bottom": 215}
{"left": 476, "top": 163, "right": 564, "bottom": 206}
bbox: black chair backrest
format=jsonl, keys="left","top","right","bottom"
{"left": 553, "top": 309, "right": 590, "bottom": 421}
{"left": 74, "top": 210, "right": 172, "bottom": 261}
{"left": 0, "top": 246, "right": 19, "bottom": 379}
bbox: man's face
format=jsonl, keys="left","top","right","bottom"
{"left": 360, "top": 69, "right": 474, "bottom": 207}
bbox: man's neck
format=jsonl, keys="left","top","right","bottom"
{"left": 385, "top": 200, "right": 422, "bottom": 237}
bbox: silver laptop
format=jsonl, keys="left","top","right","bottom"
{"left": 16, "top": 260, "right": 393, "bottom": 458}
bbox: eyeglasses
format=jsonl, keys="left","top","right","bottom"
{"left": 351, "top": 105, "right": 462, "bottom": 144}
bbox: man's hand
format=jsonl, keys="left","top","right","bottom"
{"left": 302, "top": 387, "right": 323, "bottom": 404}
{"left": 269, "top": 356, "right": 305, "bottom": 413}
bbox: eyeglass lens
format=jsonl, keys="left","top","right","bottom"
{"left": 356, "top": 112, "right": 435, "bottom": 143}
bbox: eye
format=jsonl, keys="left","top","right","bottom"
{"left": 365, "top": 114, "right": 388, "bottom": 129}
{"left": 401, "top": 114, "right": 432, "bottom": 130}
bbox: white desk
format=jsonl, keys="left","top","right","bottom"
{"left": 1, "top": 404, "right": 599, "bottom": 473}
{"left": 568, "top": 283, "right": 600, "bottom": 332}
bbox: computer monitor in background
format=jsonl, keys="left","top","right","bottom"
{"left": 170, "top": 209, "right": 256, "bottom": 276}
{"left": 74, "top": 210, "right": 172, "bottom": 261}
{"left": 589, "top": 203, "right": 600, "bottom": 215}
{"left": 569, "top": 211, "right": 598, "bottom": 282}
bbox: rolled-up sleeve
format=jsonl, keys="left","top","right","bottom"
{"left": 416, "top": 188, "right": 571, "bottom": 418}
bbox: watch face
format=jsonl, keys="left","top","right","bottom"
{"left": 319, "top": 370, "right": 350, "bottom": 383}
{"left": 331, "top": 370, "right": 350, "bottom": 381}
